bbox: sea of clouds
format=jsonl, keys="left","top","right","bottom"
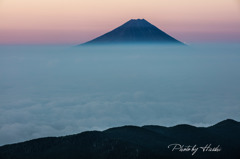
{"left": 0, "top": 44, "right": 240, "bottom": 145}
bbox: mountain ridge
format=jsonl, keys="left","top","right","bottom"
{"left": 0, "top": 119, "right": 239, "bottom": 159}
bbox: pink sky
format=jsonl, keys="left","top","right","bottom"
{"left": 0, "top": 0, "right": 240, "bottom": 44}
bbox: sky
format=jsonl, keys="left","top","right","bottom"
{"left": 0, "top": 0, "right": 240, "bottom": 44}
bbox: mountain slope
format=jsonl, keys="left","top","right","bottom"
{"left": 82, "top": 19, "right": 183, "bottom": 45}
{"left": 0, "top": 119, "right": 239, "bottom": 159}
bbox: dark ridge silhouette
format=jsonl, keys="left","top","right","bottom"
{"left": 210, "top": 119, "right": 239, "bottom": 128}
{"left": 0, "top": 119, "right": 239, "bottom": 159}
{"left": 81, "top": 19, "right": 183, "bottom": 45}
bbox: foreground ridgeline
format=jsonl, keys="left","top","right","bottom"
{"left": 81, "top": 19, "right": 184, "bottom": 45}
{"left": 0, "top": 119, "right": 240, "bottom": 159}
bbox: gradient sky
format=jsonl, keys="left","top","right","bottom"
{"left": 0, "top": 0, "right": 240, "bottom": 44}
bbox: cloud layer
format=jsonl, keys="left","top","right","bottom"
{"left": 0, "top": 44, "right": 240, "bottom": 145}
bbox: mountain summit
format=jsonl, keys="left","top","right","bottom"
{"left": 82, "top": 19, "right": 183, "bottom": 45}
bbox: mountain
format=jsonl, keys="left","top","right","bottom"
{"left": 0, "top": 119, "right": 239, "bottom": 159}
{"left": 82, "top": 19, "right": 183, "bottom": 45}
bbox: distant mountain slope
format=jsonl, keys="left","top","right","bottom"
{"left": 82, "top": 19, "right": 183, "bottom": 45}
{"left": 0, "top": 119, "right": 239, "bottom": 159}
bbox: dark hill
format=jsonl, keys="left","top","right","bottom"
{"left": 82, "top": 19, "right": 183, "bottom": 45}
{"left": 0, "top": 119, "right": 239, "bottom": 159}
